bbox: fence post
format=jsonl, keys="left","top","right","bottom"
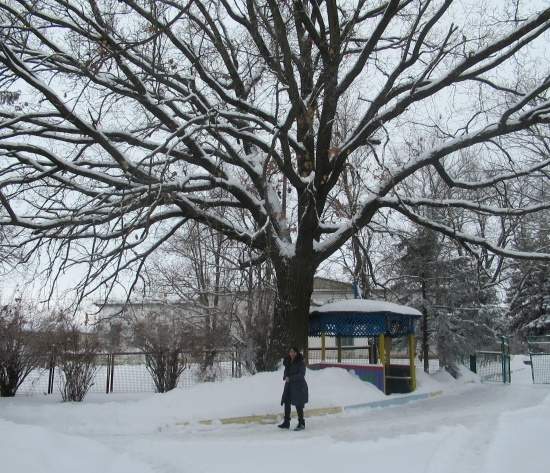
{"left": 336, "top": 336, "right": 342, "bottom": 363}
{"left": 501, "top": 336, "right": 511, "bottom": 384}
{"left": 105, "top": 354, "right": 111, "bottom": 394}
{"left": 109, "top": 353, "right": 115, "bottom": 393}
{"left": 500, "top": 337, "right": 510, "bottom": 384}
{"left": 236, "top": 350, "right": 242, "bottom": 378}
{"left": 469, "top": 354, "right": 477, "bottom": 374}
{"left": 47, "top": 345, "right": 56, "bottom": 395}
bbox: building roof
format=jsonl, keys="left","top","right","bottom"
{"left": 312, "top": 276, "right": 353, "bottom": 292}
{"left": 311, "top": 299, "right": 421, "bottom": 316}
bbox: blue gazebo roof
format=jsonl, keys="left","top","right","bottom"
{"left": 309, "top": 299, "right": 421, "bottom": 338}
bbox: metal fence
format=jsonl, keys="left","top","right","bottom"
{"left": 528, "top": 336, "right": 550, "bottom": 384}
{"left": 472, "top": 337, "right": 511, "bottom": 383}
{"left": 16, "top": 349, "right": 243, "bottom": 396}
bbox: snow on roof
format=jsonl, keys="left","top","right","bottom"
{"left": 310, "top": 299, "right": 421, "bottom": 317}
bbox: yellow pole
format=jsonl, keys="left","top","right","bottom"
{"left": 384, "top": 336, "right": 392, "bottom": 365}
{"left": 408, "top": 334, "right": 417, "bottom": 391}
{"left": 321, "top": 334, "right": 326, "bottom": 362}
{"left": 337, "top": 336, "right": 342, "bottom": 363}
{"left": 378, "top": 334, "right": 386, "bottom": 364}
{"left": 378, "top": 334, "right": 386, "bottom": 394}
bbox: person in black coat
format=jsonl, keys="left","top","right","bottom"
{"left": 278, "top": 347, "right": 309, "bottom": 431}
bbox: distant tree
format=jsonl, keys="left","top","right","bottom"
{"left": 431, "top": 256, "right": 502, "bottom": 376}
{"left": 234, "top": 256, "right": 278, "bottom": 372}
{"left": 0, "top": 90, "right": 20, "bottom": 106}
{"left": 145, "top": 218, "right": 284, "bottom": 371}
{"left": 507, "top": 212, "right": 550, "bottom": 335}
{"left": 395, "top": 227, "right": 444, "bottom": 372}
{"left": 395, "top": 226, "right": 501, "bottom": 374}
{"left": 145, "top": 221, "right": 238, "bottom": 375}
{"left": 0, "top": 300, "right": 45, "bottom": 396}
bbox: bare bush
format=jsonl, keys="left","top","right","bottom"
{"left": 55, "top": 323, "right": 99, "bottom": 402}
{"left": 0, "top": 301, "right": 44, "bottom": 397}
{"left": 134, "top": 312, "right": 189, "bottom": 393}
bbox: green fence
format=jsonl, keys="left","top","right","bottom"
{"left": 472, "top": 337, "right": 511, "bottom": 383}
{"left": 528, "top": 336, "right": 550, "bottom": 384}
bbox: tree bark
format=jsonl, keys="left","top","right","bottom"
{"left": 270, "top": 256, "right": 316, "bottom": 360}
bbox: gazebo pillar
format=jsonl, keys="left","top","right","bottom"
{"left": 336, "top": 336, "right": 342, "bottom": 363}
{"left": 378, "top": 334, "right": 386, "bottom": 393}
{"left": 321, "top": 334, "right": 326, "bottom": 362}
{"left": 408, "top": 334, "right": 417, "bottom": 391}
{"left": 379, "top": 335, "right": 392, "bottom": 365}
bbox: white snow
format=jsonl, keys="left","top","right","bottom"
{"left": 311, "top": 298, "right": 422, "bottom": 316}
{"left": 3, "top": 367, "right": 392, "bottom": 436}
{"left": 1, "top": 356, "right": 549, "bottom": 473}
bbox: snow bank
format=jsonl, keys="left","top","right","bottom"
{"left": 0, "top": 419, "right": 154, "bottom": 473}
{"left": 0, "top": 365, "right": 459, "bottom": 435}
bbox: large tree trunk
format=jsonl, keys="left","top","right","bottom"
{"left": 269, "top": 256, "right": 316, "bottom": 362}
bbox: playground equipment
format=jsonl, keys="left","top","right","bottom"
{"left": 308, "top": 299, "right": 421, "bottom": 394}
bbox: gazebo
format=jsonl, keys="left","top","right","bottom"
{"left": 309, "top": 299, "right": 421, "bottom": 394}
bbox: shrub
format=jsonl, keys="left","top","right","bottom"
{"left": 134, "top": 313, "right": 189, "bottom": 393}
{"left": 55, "top": 323, "right": 99, "bottom": 402}
{"left": 0, "top": 302, "right": 43, "bottom": 397}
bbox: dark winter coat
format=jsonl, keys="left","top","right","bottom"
{"left": 280, "top": 353, "right": 309, "bottom": 408}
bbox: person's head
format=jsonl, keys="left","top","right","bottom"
{"left": 288, "top": 346, "right": 300, "bottom": 361}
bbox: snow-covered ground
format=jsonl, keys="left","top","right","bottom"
{"left": 1, "top": 356, "right": 549, "bottom": 473}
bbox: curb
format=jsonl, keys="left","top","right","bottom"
{"left": 344, "top": 390, "right": 443, "bottom": 411}
{"left": 176, "top": 390, "right": 444, "bottom": 427}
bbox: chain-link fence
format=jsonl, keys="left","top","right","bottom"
{"left": 528, "top": 336, "right": 550, "bottom": 384}
{"left": 471, "top": 337, "right": 511, "bottom": 383}
{"left": 16, "top": 349, "right": 243, "bottom": 396}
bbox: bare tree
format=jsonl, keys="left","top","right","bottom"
{"left": 0, "top": 300, "right": 45, "bottom": 396}
{"left": 1, "top": 1, "right": 550, "bottom": 351}
{"left": 148, "top": 222, "right": 279, "bottom": 370}
{"left": 146, "top": 221, "right": 236, "bottom": 374}
{"left": 234, "top": 254, "right": 277, "bottom": 371}
{"left": 134, "top": 311, "right": 189, "bottom": 392}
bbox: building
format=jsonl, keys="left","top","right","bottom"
{"left": 93, "top": 277, "right": 375, "bottom": 351}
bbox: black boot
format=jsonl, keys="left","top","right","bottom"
{"left": 294, "top": 407, "right": 305, "bottom": 431}
{"left": 278, "top": 419, "right": 290, "bottom": 429}
{"left": 294, "top": 420, "right": 305, "bottom": 431}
